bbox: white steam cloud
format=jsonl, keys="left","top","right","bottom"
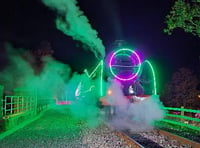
{"left": 105, "top": 79, "right": 165, "bottom": 131}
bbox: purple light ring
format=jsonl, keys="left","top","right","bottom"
{"left": 109, "top": 48, "right": 141, "bottom": 81}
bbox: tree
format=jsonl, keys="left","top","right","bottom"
{"left": 160, "top": 83, "right": 174, "bottom": 107}
{"left": 161, "top": 68, "right": 200, "bottom": 108}
{"left": 164, "top": 0, "right": 200, "bottom": 37}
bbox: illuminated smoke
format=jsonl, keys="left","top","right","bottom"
{"left": 0, "top": 44, "right": 71, "bottom": 100}
{"left": 42, "top": 0, "right": 105, "bottom": 59}
{"left": 65, "top": 73, "right": 104, "bottom": 127}
{"left": 0, "top": 44, "right": 105, "bottom": 127}
{"left": 105, "top": 79, "right": 165, "bottom": 131}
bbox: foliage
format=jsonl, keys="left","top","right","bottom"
{"left": 161, "top": 68, "right": 200, "bottom": 108}
{"left": 164, "top": 0, "right": 200, "bottom": 37}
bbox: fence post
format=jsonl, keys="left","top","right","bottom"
{"left": 181, "top": 106, "right": 184, "bottom": 123}
{"left": 0, "top": 85, "right": 4, "bottom": 119}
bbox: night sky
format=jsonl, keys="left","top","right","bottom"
{"left": 0, "top": 0, "right": 200, "bottom": 87}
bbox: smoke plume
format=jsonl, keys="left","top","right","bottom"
{"left": 0, "top": 44, "right": 71, "bottom": 101}
{"left": 42, "top": 0, "right": 105, "bottom": 59}
{"left": 105, "top": 79, "right": 165, "bottom": 131}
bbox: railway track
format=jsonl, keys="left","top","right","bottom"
{"left": 116, "top": 131, "right": 144, "bottom": 148}
{"left": 117, "top": 128, "right": 200, "bottom": 148}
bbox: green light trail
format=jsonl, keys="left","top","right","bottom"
{"left": 85, "top": 61, "right": 102, "bottom": 78}
{"left": 84, "top": 69, "right": 90, "bottom": 78}
{"left": 166, "top": 114, "right": 200, "bottom": 122}
{"left": 144, "top": 60, "right": 157, "bottom": 95}
{"left": 163, "top": 107, "right": 200, "bottom": 114}
{"left": 109, "top": 48, "right": 141, "bottom": 81}
{"left": 161, "top": 119, "right": 200, "bottom": 131}
{"left": 100, "top": 60, "right": 103, "bottom": 96}
{"left": 115, "top": 53, "right": 130, "bottom": 57}
{"left": 84, "top": 60, "right": 104, "bottom": 96}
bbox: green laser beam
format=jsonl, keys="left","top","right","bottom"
{"left": 144, "top": 60, "right": 157, "bottom": 95}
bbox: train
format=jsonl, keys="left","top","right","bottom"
{"left": 100, "top": 40, "right": 157, "bottom": 106}
{"left": 56, "top": 40, "right": 158, "bottom": 107}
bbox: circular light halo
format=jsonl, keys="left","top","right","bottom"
{"left": 109, "top": 48, "right": 141, "bottom": 81}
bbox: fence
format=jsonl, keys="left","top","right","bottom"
{"left": 160, "top": 107, "right": 200, "bottom": 131}
{"left": 0, "top": 87, "right": 52, "bottom": 130}
{"left": 2, "top": 95, "right": 37, "bottom": 119}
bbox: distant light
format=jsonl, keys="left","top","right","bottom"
{"left": 107, "top": 89, "right": 112, "bottom": 96}
{"left": 198, "top": 95, "right": 200, "bottom": 98}
{"left": 56, "top": 101, "right": 70, "bottom": 105}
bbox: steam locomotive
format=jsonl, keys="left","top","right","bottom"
{"left": 100, "top": 40, "right": 157, "bottom": 106}
{"left": 56, "top": 40, "right": 157, "bottom": 106}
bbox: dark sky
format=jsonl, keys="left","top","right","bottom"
{"left": 0, "top": 0, "right": 200, "bottom": 86}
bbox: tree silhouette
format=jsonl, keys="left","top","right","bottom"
{"left": 161, "top": 68, "right": 200, "bottom": 108}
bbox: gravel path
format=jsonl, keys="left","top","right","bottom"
{"left": 0, "top": 107, "right": 131, "bottom": 148}
{"left": 1, "top": 106, "right": 197, "bottom": 148}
